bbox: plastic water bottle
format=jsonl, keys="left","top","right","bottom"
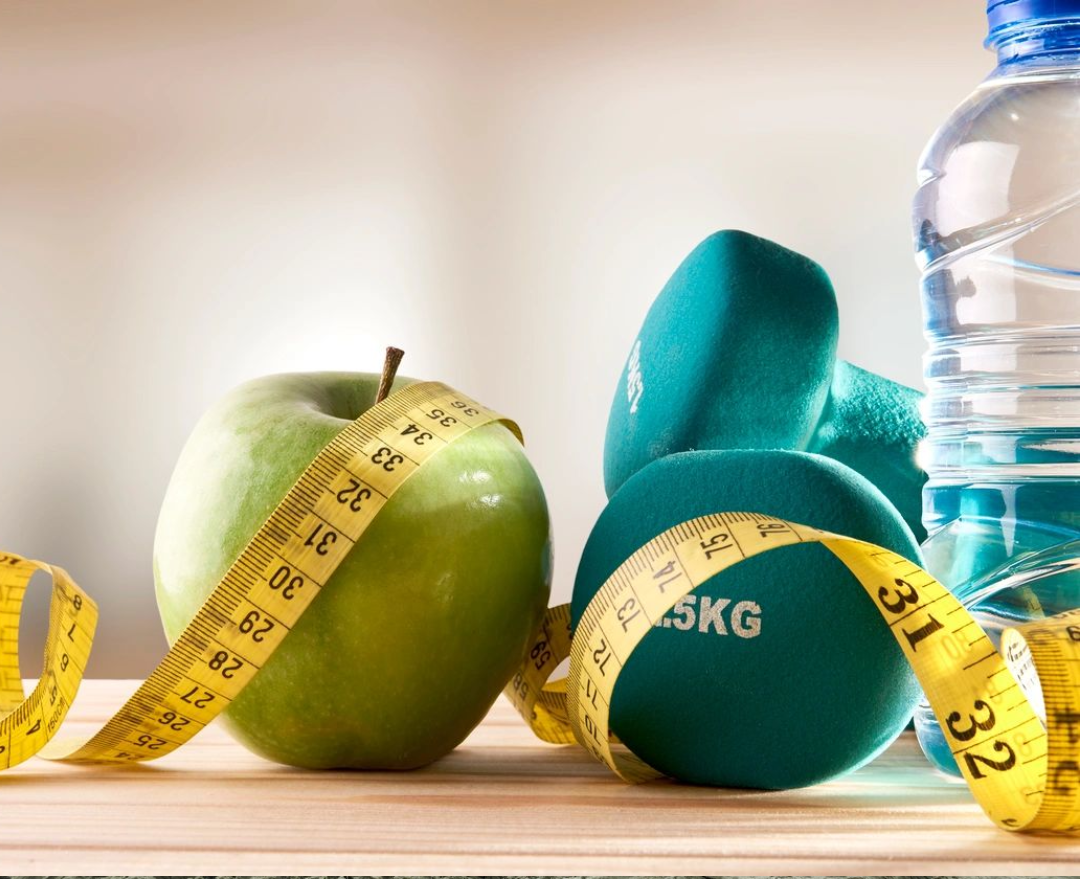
{"left": 912, "top": 0, "right": 1080, "bottom": 775}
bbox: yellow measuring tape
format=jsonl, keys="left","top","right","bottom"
{"left": 0, "top": 381, "right": 517, "bottom": 768}
{"left": 3, "top": 381, "right": 1079, "bottom": 836}
{"left": 504, "top": 512, "right": 1080, "bottom": 836}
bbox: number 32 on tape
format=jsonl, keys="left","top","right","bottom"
{"left": 505, "top": 512, "right": 1080, "bottom": 836}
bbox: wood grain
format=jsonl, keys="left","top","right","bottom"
{"left": 0, "top": 679, "right": 1077, "bottom": 875}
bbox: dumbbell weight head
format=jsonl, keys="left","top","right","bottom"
{"left": 604, "top": 230, "right": 928, "bottom": 540}
{"left": 573, "top": 448, "right": 923, "bottom": 789}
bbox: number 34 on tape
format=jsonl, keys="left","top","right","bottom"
{"left": 505, "top": 512, "right": 1080, "bottom": 837}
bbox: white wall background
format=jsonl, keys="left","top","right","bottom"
{"left": 0, "top": 1, "right": 988, "bottom": 675}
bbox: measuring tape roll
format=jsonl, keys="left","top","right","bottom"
{"left": 5, "top": 380, "right": 1079, "bottom": 835}
{"left": 0, "top": 381, "right": 518, "bottom": 769}
{"left": 505, "top": 511, "right": 1080, "bottom": 835}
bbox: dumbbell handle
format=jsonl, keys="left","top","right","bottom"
{"left": 807, "top": 360, "right": 927, "bottom": 541}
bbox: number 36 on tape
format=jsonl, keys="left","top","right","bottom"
{"left": 0, "top": 382, "right": 518, "bottom": 769}
{"left": 504, "top": 512, "right": 1080, "bottom": 836}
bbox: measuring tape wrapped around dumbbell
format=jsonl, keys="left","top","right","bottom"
{"left": 2, "top": 383, "right": 1079, "bottom": 835}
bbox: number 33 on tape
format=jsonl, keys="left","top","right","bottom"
{"left": 505, "top": 512, "right": 1080, "bottom": 836}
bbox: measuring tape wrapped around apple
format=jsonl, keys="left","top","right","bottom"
{"left": 2, "top": 381, "right": 1080, "bottom": 835}
{"left": 0, "top": 379, "right": 524, "bottom": 767}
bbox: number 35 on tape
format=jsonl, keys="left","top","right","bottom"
{"left": 505, "top": 512, "right": 1080, "bottom": 836}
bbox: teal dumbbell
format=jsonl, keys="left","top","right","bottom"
{"left": 604, "top": 230, "right": 927, "bottom": 540}
{"left": 573, "top": 448, "right": 923, "bottom": 789}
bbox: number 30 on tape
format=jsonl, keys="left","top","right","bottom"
{"left": 505, "top": 512, "right": 1080, "bottom": 836}
{"left": 0, "top": 382, "right": 518, "bottom": 768}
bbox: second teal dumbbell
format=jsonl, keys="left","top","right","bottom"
{"left": 604, "top": 230, "right": 927, "bottom": 540}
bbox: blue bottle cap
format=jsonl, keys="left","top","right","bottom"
{"left": 988, "top": 0, "right": 1080, "bottom": 43}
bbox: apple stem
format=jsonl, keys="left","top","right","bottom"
{"left": 375, "top": 347, "right": 405, "bottom": 404}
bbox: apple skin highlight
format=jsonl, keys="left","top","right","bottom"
{"left": 154, "top": 372, "right": 552, "bottom": 769}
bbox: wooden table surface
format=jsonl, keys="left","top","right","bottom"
{"left": 2, "top": 680, "right": 1079, "bottom": 875}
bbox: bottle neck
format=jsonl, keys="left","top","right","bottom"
{"left": 991, "top": 20, "right": 1080, "bottom": 70}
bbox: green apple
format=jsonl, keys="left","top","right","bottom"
{"left": 153, "top": 371, "right": 552, "bottom": 769}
